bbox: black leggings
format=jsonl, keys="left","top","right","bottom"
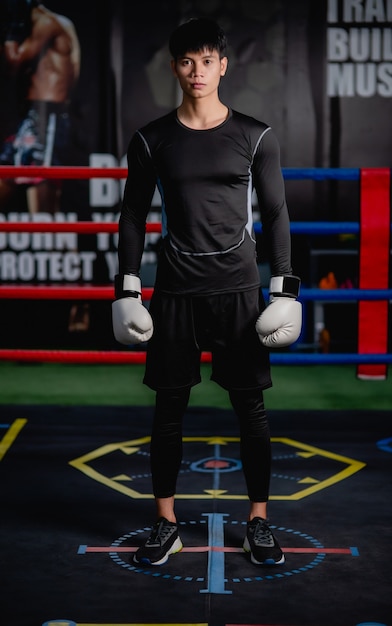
{"left": 150, "top": 387, "right": 271, "bottom": 502}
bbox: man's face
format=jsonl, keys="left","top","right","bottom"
{"left": 171, "top": 47, "right": 228, "bottom": 100}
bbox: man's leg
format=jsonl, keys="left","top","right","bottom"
{"left": 27, "top": 181, "right": 61, "bottom": 214}
{"left": 150, "top": 386, "right": 191, "bottom": 521}
{"left": 0, "top": 179, "right": 15, "bottom": 207}
{"left": 229, "top": 388, "right": 285, "bottom": 565}
{"left": 133, "top": 387, "right": 190, "bottom": 566}
{"left": 229, "top": 387, "right": 271, "bottom": 512}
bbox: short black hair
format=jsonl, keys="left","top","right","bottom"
{"left": 169, "top": 18, "right": 227, "bottom": 60}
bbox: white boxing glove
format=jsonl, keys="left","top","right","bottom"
{"left": 256, "top": 275, "right": 302, "bottom": 348}
{"left": 112, "top": 274, "right": 153, "bottom": 345}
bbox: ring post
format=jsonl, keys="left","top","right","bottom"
{"left": 357, "top": 168, "right": 391, "bottom": 380}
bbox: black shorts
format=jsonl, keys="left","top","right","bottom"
{"left": 143, "top": 289, "right": 272, "bottom": 391}
{"left": 0, "top": 101, "right": 70, "bottom": 184}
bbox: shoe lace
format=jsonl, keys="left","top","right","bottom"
{"left": 149, "top": 519, "right": 174, "bottom": 545}
{"left": 253, "top": 520, "right": 273, "bottom": 545}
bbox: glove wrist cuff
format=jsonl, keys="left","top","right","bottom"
{"left": 270, "top": 275, "right": 301, "bottom": 298}
{"left": 115, "top": 274, "right": 141, "bottom": 299}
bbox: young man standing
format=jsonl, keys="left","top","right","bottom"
{"left": 112, "top": 18, "right": 301, "bottom": 567}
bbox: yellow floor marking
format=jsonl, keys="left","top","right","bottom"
{"left": 69, "top": 435, "right": 366, "bottom": 501}
{"left": 271, "top": 437, "right": 366, "bottom": 500}
{"left": 0, "top": 418, "right": 27, "bottom": 461}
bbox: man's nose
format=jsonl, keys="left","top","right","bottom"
{"left": 191, "top": 63, "right": 203, "bottom": 76}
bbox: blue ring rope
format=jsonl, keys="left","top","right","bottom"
{"left": 270, "top": 353, "right": 392, "bottom": 364}
{"left": 254, "top": 222, "right": 392, "bottom": 234}
{"left": 282, "top": 167, "right": 360, "bottom": 180}
{"left": 261, "top": 289, "right": 392, "bottom": 301}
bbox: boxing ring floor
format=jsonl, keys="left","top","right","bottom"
{"left": 1, "top": 382, "right": 391, "bottom": 626}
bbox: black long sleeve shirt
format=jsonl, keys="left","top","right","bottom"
{"left": 118, "top": 108, "right": 292, "bottom": 295}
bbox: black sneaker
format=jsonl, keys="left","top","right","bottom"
{"left": 133, "top": 517, "right": 183, "bottom": 566}
{"left": 243, "top": 517, "right": 285, "bottom": 565}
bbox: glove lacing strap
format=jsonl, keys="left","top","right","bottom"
{"left": 114, "top": 274, "right": 141, "bottom": 299}
{"left": 270, "top": 275, "right": 301, "bottom": 298}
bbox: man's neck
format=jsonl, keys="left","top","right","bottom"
{"left": 176, "top": 98, "right": 229, "bottom": 130}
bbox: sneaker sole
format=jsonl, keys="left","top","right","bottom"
{"left": 134, "top": 536, "right": 183, "bottom": 566}
{"left": 243, "top": 537, "right": 285, "bottom": 566}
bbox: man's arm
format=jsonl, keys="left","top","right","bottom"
{"left": 253, "top": 128, "right": 292, "bottom": 276}
{"left": 112, "top": 131, "right": 157, "bottom": 345}
{"left": 117, "top": 132, "right": 157, "bottom": 276}
{"left": 253, "top": 128, "right": 302, "bottom": 347}
{"left": 4, "top": 6, "right": 63, "bottom": 67}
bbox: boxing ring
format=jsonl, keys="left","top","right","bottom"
{"left": 0, "top": 165, "right": 391, "bottom": 379}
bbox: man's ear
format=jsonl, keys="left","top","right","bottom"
{"left": 170, "top": 59, "right": 177, "bottom": 76}
{"left": 220, "top": 56, "right": 228, "bottom": 76}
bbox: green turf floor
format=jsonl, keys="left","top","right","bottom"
{"left": 0, "top": 362, "right": 390, "bottom": 410}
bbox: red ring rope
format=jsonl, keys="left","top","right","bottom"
{"left": 0, "top": 349, "right": 212, "bottom": 363}
{"left": 0, "top": 286, "right": 154, "bottom": 300}
{"left": 0, "top": 222, "right": 160, "bottom": 233}
{"left": 0, "top": 166, "right": 127, "bottom": 179}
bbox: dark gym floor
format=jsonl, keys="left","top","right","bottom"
{"left": 1, "top": 404, "right": 391, "bottom": 626}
